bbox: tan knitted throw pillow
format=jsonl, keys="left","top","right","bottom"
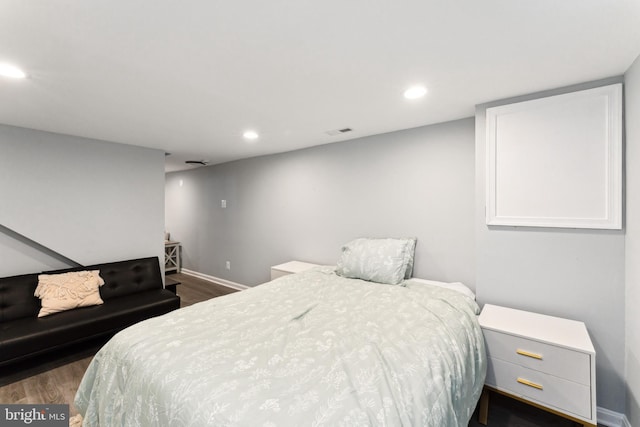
{"left": 34, "top": 270, "right": 105, "bottom": 317}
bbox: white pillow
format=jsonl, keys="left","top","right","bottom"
{"left": 403, "top": 237, "right": 417, "bottom": 279}
{"left": 406, "top": 277, "right": 476, "bottom": 300}
{"left": 34, "top": 270, "right": 105, "bottom": 317}
{"left": 336, "top": 237, "right": 416, "bottom": 285}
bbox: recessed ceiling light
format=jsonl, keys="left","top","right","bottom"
{"left": 404, "top": 85, "right": 427, "bottom": 99}
{"left": 243, "top": 130, "right": 259, "bottom": 140}
{"left": 0, "top": 63, "right": 27, "bottom": 79}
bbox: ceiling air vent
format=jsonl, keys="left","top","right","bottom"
{"left": 185, "top": 160, "right": 209, "bottom": 166}
{"left": 326, "top": 128, "right": 353, "bottom": 136}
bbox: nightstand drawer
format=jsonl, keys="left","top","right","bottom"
{"left": 486, "top": 357, "right": 592, "bottom": 419}
{"left": 483, "top": 329, "right": 590, "bottom": 385}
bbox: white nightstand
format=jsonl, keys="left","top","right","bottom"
{"left": 270, "top": 261, "right": 320, "bottom": 281}
{"left": 478, "top": 304, "right": 596, "bottom": 427}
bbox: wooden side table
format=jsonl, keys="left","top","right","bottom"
{"left": 164, "top": 241, "right": 181, "bottom": 273}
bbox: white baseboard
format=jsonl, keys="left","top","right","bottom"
{"left": 181, "top": 268, "right": 249, "bottom": 291}
{"left": 598, "top": 406, "right": 631, "bottom": 427}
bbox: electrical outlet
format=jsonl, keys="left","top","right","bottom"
{"left": 225, "top": 261, "right": 231, "bottom": 270}
{"left": 221, "top": 200, "right": 227, "bottom": 208}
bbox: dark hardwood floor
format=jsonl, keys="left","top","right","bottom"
{"left": 171, "top": 272, "right": 239, "bottom": 307}
{"left": 0, "top": 274, "right": 602, "bottom": 426}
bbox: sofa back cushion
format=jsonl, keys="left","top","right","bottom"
{"left": 43, "top": 257, "right": 164, "bottom": 301}
{"left": 0, "top": 273, "right": 40, "bottom": 322}
{"left": 95, "top": 257, "right": 163, "bottom": 300}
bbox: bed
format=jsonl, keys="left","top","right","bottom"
{"left": 75, "top": 263, "right": 486, "bottom": 426}
{"left": 76, "top": 232, "right": 484, "bottom": 426}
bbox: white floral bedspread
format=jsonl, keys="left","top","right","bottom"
{"left": 75, "top": 267, "right": 486, "bottom": 426}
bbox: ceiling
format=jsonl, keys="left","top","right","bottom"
{"left": 1, "top": 1, "right": 639, "bottom": 172}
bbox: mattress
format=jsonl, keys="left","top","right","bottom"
{"left": 75, "top": 266, "right": 486, "bottom": 426}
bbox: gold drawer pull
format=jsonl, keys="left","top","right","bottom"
{"left": 516, "top": 349, "right": 543, "bottom": 360}
{"left": 517, "top": 378, "right": 543, "bottom": 390}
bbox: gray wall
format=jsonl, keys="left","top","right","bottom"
{"left": 474, "top": 77, "right": 626, "bottom": 413}
{"left": 0, "top": 124, "right": 165, "bottom": 276}
{"left": 165, "top": 118, "right": 476, "bottom": 287}
{"left": 625, "top": 52, "right": 640, "bottom": 427}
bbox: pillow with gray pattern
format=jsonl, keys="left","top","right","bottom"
{"left": 336, "top": 237, "right": 417, "bottom": 285}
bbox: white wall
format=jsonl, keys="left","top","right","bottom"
{"left": 475, "top": 77, "right": 626, "bottom": 413}
{"left": 0, "top": 124, "right": 165, "bottom": 276}
{"left": 166, "top": 118, "right": 476, "bottom": 287}
{"left": 625, "top": 53, "right": 640, "bottom": 427}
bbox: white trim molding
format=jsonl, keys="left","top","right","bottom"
{"left": 597, "top": 406, "right": 631, "bottom": 427}
{"left": 181, "top": 268, "right": 250, "bottom": 291}
{"left": 486, "top": 83, "right": 622, "bottom": 230}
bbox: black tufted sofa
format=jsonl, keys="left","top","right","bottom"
{"left": 0, "top": 257, "right": 180, "bottom": 367}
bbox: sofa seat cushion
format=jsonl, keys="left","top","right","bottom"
{"left": 0, "top": 290, "right": 179, "bottom": 365}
